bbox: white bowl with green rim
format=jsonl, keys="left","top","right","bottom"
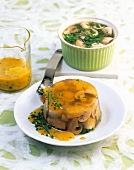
{"left": 58, "top": 17, "right": 118, "bottom": 71}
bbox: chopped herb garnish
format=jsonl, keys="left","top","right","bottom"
{"left": 28, "top": 107, "right": 51, "bottom": 134}
{"left": 89, "top": 22, "right": 95, "bottom": 27}
{"left": 63, "top": 21, "right": 114, "bottom": 48}
{"left": 76, "top": 24, "right": 85, "bottom": 32}
{"left": 80, "top": 126, "right": 94, "bottom": 134}
{"left": 64, "top": 33, "right": 80, "bottom": 44}
{"left": 83, "top": 96, "right": 86, "bottom": 98}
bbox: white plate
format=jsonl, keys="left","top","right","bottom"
{"left": 14, "top": 76, "right": 126, "bottom": 146}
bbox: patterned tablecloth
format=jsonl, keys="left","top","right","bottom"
{"left": 0, "top": 0, "right": 134, "bottom": 170}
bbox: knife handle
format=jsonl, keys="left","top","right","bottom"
{"left": 46, "top": 49, "right": 62, "bottom": 70}
{"left": 37, "top": 49, "right": 63, "bottom": 95}
{"left": 44, "top": 49, "right": 63, "bottom": 82}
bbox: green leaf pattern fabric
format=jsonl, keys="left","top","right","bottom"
{"left": 0, "top": 0, "right": 134, "bottom": 169}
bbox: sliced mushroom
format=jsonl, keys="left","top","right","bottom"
{"left": 78, "top": 111, "right": 91, "bottom": 122}
{"left": 82, "top": 117, "right": 96, "bottom": 129}
{"left": 75, "top": 90, "right": 84, "bottom": 99}
{"left": 102, "top": 26, "right": 113, "bottom": 36}
{"left": 101, "top": 37, "right": 113, "bottom": 45}
{"left": 89, "top": 28, "right": 98, "bottom": 37}
{"left": 81, "top": 35, "right": 85, "bottom": 39}
{"left": 80, "top": 21, "right": 90, "bottom": 29}
{"left": 67, "top": 118, "right": 78, "bottom": 130}
{"left": 90, "top": 99, "right": 98, "bottom": 118}
{"left": 48, "top": 109, "right": 62, "bottom": 118}
{"left": 47, "top": 116, "right": 67, "bottom": 130}
{"left": 61, "top": 113, "right": 68, "bottom": 121}
{"left": 91, "top": 43, "right": 104, "bottom": 48}
{"left": 72, "top": 124, "right": 82, "bottom": 135}
{"left": 64, "top": 25, "right": 78, "bottom": 34}
{"left": 43, "top": 100, "right": 49, "bottom": 119}
{"left": 75, "top": 90, "right": 87, "bottom": 102}
{"left": 67, "top": 118, "right": 82, "bottom": 135}
{"left": 43, "top": 109, "right": 47, "bottom": 119}
{"left": 93, "top": 23, "right": 104, "bottom": 30}
{"left": 84, "top": 88, "right": 98, "bottom": 98}
{"left": 95, "top": 105, "right": 101, "bottom": 121}
{"left": 80, "top": 95, "right": 87, "bottom": 102}
{"left": 75, "top": 40, "right": 85, "bottom": 48}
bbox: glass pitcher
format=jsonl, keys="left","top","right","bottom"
{"left": 0, "top": 26, "right": 31, "bottom": 92}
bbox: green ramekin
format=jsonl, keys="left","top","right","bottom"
{"left": 58, "top": 17, "right": 118, "bottom": 71}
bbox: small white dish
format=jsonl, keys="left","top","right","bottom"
{"left": 55, "top": 55, "right": 119, "bottom": 79}
{"left": 14, "top": 76, "right": 126, "bottom": 146}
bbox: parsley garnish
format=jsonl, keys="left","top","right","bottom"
{"left": 64, "top": 33, "right": 80, "bottom": 44}
{"left": 63, "top": 22, "right": 111, "bottom": 47}
{"left": 30, "top": 107, "right": 52, "bottom": 134}
{"left": 80, "top": 126, "right": 94, "bottom": 134}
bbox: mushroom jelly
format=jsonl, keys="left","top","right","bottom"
{"left": 29, "top": 79, "right": 101, "bottom": 141}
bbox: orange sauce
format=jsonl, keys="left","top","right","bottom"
{"left": 80, "top": 137, "right": 86, "bottom": 140}
{"left": 28, "top": 106, "right": 75, "bottom": 141}
{"left": 29, "top": 79, "right": 101, "bottom": 141}
{"left": 0, "top": 57, "right": 31, "bottom": 91}
{"left": 43, "top": 79, "right": 98, "bottom": 119}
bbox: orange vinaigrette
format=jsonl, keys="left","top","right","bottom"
{"left": 80, "top": 137, "right": 86, "bottom": 140}
{"left": 28, "top": 106, "right": 75, "bottom": 141}
{"left": 0, "top": 57, "right": 31, "bottom": 91}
